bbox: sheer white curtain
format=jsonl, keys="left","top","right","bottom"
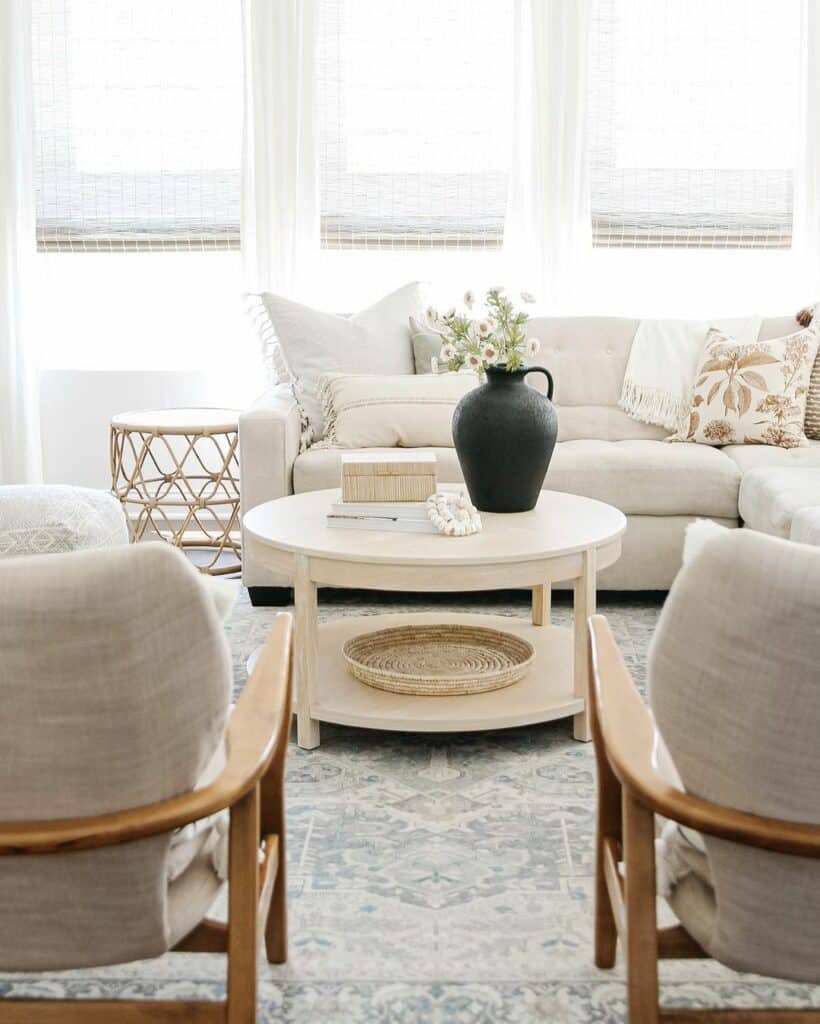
{"left": 0, "top": 0, "right": 41, "bottom": 483}
{"left": 505, "top": 0, "right": 592, "bottom": 312}
{"left": 794, "top": 0, "right": 820, "bottom": 297}
{"left": 241, "top": 0, "right": 319, "bottom": 299}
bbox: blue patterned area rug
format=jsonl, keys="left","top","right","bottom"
{"left": 2, "top": 589, "right": 818, "bottom": 1022}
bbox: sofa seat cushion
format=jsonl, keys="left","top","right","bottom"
{"left": 546, "top": 441, "right": 739, "bottom": 517}
{"left": 721, "top": 440, "right": 820, "bottom": 472}
{"left": 294, "top": 440, "right": 740, "bottom": 518}
{"left": 738, "top": 467, "right": 820, "bottom": 538}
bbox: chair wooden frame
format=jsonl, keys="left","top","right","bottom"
{"left": 0, "top": 613, "right": 294, "bottom": 1024}
{"left": 588, "top": 614, "right": 820, "bottom": 1024}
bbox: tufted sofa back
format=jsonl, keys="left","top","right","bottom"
{"left": 525, "top": 315, "right": 798, "bottom": 442}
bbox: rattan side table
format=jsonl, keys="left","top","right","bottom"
{"left": 110, "top": 407, "right": 241, "bottom": 575}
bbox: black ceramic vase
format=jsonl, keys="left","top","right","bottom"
{"left": 452, "top": 364, "right": 558, "bottom": 513}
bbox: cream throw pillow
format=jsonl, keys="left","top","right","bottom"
{"left": 671, "top": 325, "right": 820, "bottom": 448}
{"left": 316, "top": 371, "right": 479, "bottom": 448}
{"left": 258, "top": 283, "right": 424, "bottom": 441}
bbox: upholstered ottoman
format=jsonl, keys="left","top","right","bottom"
{"left": 738, "top": 467, "right": 820, "bottom": 542}
{"left": 0, "top": 485, "right": 128, "bottom": 558}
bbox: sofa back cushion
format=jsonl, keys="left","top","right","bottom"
{"left": 525, "top": 316, "right": 664, "bottom": 441}
{"left": 526, "top": 315, "right": 797, "bottom": 442}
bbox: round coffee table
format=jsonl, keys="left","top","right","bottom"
{"left": 243, "top": 489, "right": 626, "bottom": 749}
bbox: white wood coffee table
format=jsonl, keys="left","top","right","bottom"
{"left": 243, "top": 489, "right": 626, "bottom": 749}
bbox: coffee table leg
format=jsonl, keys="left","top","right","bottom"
{"left": 572, "top": 548, "right": 597, "bottom": 742}
{"left": 294, "top": 554, "right": 320, "bottom": 750}
{"left": 532, "top": 584, "right": 551, "bottom": 626}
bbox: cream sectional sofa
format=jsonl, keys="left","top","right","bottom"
{"left": 240, "top": 314, "right": 820, "bottom": 602}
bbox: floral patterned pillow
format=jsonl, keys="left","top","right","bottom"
{"left": 671, "top": 325, "right": 820, "bottom": 448}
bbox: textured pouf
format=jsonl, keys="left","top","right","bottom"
{"left": 0, "top": 485, "right": 128, "bottom": 558}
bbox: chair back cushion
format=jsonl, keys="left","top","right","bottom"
{"left": 0, "top": 543, "right": 231, "bottom": 970}
{"left": 649, "top": 528, "right": 820, "bottom": 981}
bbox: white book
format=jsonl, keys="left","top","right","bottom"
{"left": 326, "top": 513, "right": 437, "bottom": 534}
{"left": 330, "top": 500, "right": 429, "bottom": 520}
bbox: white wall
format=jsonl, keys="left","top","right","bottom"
{"left": 34, "top": 250, "right": 260, "bottom": 487}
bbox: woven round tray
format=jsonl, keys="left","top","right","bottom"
{"left": 342, "top": 624, "right": 535, "bottom": 696}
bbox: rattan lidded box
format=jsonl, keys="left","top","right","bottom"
{"left": 340, "top": 451, "right": 438, "bottom": 503}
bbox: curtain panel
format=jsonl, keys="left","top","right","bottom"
{"left": 504, "top": 0, "right": 592, "bottom": 313}
{"left": 241, "top": 0, "right": 319, "bottom": 300}
{"left": 0, "top": 0, "right": 41, "bottom": 484}
{"left": 794, "top": 0, "right": 820, "bottom": 296}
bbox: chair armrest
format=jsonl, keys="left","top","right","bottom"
{"left": 239, "top": 385, "right": 301, "bottom": 515}
{"left": 0, "top": 614, "right": 293, "bottom": 855}
{"left": 589, "top": 614, "right": 820, "bottom": 858}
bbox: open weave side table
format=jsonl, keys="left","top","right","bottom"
{"left": 110, "top": 408, "right": 241, "bottom": 576}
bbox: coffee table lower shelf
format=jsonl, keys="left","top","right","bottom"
{"left": 267, "top": 612, "right": 585, "bottom": 739}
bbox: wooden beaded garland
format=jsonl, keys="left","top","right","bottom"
{"left": 425, "top": 491, "right": 482, "bottom": 537}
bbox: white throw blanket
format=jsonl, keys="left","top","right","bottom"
{"left": 619, "top": 316, "right": 763, "bottom": 431}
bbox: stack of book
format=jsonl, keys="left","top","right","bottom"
{"left": 327, "top": 452, "right": 439, "bottom": 533}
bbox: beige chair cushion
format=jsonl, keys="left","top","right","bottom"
{"left": 295, "top": 440, "right": 740, "bottom": 518}
{"left": 649, "top": 528, "right": 820, "bottom": 981}
{"left": 0, "top": 543, "right": 231, "bottom": 970}
{"left": 737, "top": 466, "right": 820, "bottom": 537}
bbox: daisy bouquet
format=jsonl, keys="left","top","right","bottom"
{"left": 426, "top": 287, "right": 540, "bottom": 374}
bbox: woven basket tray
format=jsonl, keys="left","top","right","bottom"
{"left": 342, "top": 624, "right": 535, "bottom": 696}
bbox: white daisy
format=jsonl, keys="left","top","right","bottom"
{"left": 481, "top": 343, "right": 498, "bottom": 364}
{"left": 463, "top": 289, "right": 475, "bottom": 309}
{"left": 425, "top": 305, "right": 439, "bottom": 323}
{"left": 440, "top": 343, "right": 457, "bottom": 361}
{"left": 476, "top": 318, "right": 493, "bottom": 337}
{"left": 466, "top": 353, "right": 482, "bottom": 369}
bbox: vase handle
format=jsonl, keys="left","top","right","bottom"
{"left": 524, "top": 366, "right": 554, "bottom": 401}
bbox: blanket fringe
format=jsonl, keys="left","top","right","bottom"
{"left": 618, "top": 378, "right": 687, "bottom": 432}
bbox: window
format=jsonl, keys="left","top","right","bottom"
{"left": 32, "top": 0, "right": 242, "bottom": 251}
{"left": 589, "top": 0, "right": 801, "bottom": 249}
{"left": 318, "top": 0, "right": 514, "bottom": 250}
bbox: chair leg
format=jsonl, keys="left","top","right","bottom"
{"left": 260, "top": 756, "right": 288, "bottom": 964}
{"left": 589, "top": 629, "right": 622, "bottom": 969}
{"left": 265, "top": 841, "right": 288, "bottom": 964}
{"left": 260, "top": 663, "right": 291, "bottom": 965}
{"left": 623, "top": 791, "right": 660, "bottom": 1024}
{"left": 594, "top": 831, "right": 619, "bottom": 969}
{"left": 227, "top": 785, "right": 261, "bottom": 1024}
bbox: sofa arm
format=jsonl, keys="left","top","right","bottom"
{"left": 239, "top": 385, "right": 301, "bottom": 516}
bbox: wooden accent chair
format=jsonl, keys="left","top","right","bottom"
{"left": 589, "top": 526, "right": 820, "bottom": 1024}
{"left": 0, "top": 542, "right": 293, "bottom": 1024}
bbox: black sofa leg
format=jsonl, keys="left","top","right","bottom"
{"left": 248, "top": 586, "right": 293, "bottom": 607}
